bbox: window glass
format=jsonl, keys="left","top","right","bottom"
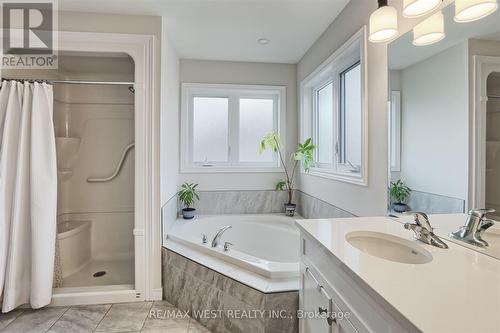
{"left": 239, "top": 98, "right": 275, "bottom": 163}
{"left": 317, "top": 82, "right": 334, "bottom": 164}
{"left": 340, "top": 63, "right": 362, "bottom": 169}
{"left": 192, "top": 97, "right": 229, "bottom": 162}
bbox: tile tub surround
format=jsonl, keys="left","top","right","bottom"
{"left": 162, "top": 190, "right": 353, "bottom": 235}
{"left": 162, "top": 248, "right": 299, "bottom": 333}
{"left": 295, "top": 191, "right": 355, "bottom": 219}
{"left": 179, "top": 190, "right": 289, "bottom": 215}
{"left": 405, "top": 190, "right": 465, "bottom": 214}
{"left": 0, "top": 301, "right": 211, "bottom": 333}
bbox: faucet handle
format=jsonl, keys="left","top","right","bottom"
{"left": 411, "top": 212, "right": 432, "bottom": 231}
{"left": 479, "top": 219, "right": 495, "bottom": 232}
{"left": 469, "top": 208, "right": 495, "bottom": 218}
{"left": 202, "top": 234, "right": 208, "bottom": 244}
{"left": 223, "top": 242, "right": 233, "bottom": 252}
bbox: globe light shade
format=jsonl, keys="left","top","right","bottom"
{"left": 403, "top": 0, "right": 442, "bottom": 17}
{"left": 454, "top": 0, "right": 498, "bottom": 22}
{"left": 413, "top": 11, "right": 446, "bottom": 46}
{"left": 369, "top": 5, "right": 398, "bottom": 43}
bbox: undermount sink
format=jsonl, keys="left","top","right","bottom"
{"left": 346, "top": 231, "right": 433, "bottom": 264}
{"left": 484, "top": 226, "right": 500, "bottom": 244}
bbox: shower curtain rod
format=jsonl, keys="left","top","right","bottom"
{"left": 1, "top": 78, "right": 134, "bottom": 86}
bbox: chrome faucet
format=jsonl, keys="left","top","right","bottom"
{"left": 450, "top": 208, "right": 495, "bottom": 247}
{"left": 211, "top": 225, "right": 232, "bottom": 248}
{"left": 404, "top": 212, "right": 448, "bottom": 249}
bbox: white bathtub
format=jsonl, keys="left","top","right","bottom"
{"left": 167, "top": 214, "right": 300, "bottom": 281}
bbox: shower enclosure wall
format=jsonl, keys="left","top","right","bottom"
{"left": 53, "top": 54, "right": 135, "bottom": 289}
{"left": 3, "top": 52, "right": 137, "bottom": 303}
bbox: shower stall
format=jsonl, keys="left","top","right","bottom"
{"left": 1, "top": 30, "right": 160, "bottom": 308}
{"left": 52, "top": 53, "right": 135, "bottom": 292}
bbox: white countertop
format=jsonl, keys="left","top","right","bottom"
{"left": 296, "top": 216, "right": 500, "bottom": 333}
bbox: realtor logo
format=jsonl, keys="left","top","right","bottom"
{"left": 0, "top": 0, "right": 58, "bottom": 69}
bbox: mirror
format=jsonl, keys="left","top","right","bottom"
{"left": 388, "top": 3, "right": 500, "bottom": 259}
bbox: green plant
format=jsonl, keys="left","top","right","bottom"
{"left": 259, "top": 133, "right": 316, "bottom": 204}
{"left": 389, "top": 180, "right": 411, "bottom": 204}
{"left": 178, "top": 182, "right": 200, "bottom": 209}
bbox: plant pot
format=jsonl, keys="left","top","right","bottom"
{"left": 284, "top": 203, "right": 297, "bottom": 217}
{"left": 182, "top": 208, "right": 196, "bottom": 220}
{"left": 392, "top": 203, "right": 408, "bottom": 213}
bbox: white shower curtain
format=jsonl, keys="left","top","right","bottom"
{"left": 0, "top": 80, "right": 57, "bottom": 312}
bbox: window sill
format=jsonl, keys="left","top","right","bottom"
{"left": 180, "top": 166, "right": 284, "bottom": 174}
{"left": 305, "top": 168, "right": 368, "bottom": 186}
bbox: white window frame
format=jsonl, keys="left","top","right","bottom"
{"left": 300, "top": 27, "right": 368, "bottom": 186}
{"left": 180, "top": 83, "right": 286, "bottom": 173}
{"left": 390, "top": 91, "right": 401, "bottom": 172}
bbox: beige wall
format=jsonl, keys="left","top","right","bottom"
{"left": 296, "top": 0, "right": 454, "bottom": 216}
{"left": 179, "top": 59, "right": 297, "bottom": 191}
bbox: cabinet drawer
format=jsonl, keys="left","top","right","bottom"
{"left": 301, "top": 266, "right": 332, "bottom": 333}
{"left": 301, "top": 266, "right": 358, "bottom": 333}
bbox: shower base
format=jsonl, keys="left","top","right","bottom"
{"left": 62, "top": 257, "right": 134, "bottom": 287}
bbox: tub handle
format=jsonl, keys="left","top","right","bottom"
{"left": 223, "top": 242, "right": 233, "bottom": 252}
{"left": 201, "top": 234, "right": 208, "bottom": 244}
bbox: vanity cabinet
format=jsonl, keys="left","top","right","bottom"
{"left": 298, "top": 231, "right": 419, "bottom": 333}
{"left": 301, "top": 266, "right": 357, "bottom": 333}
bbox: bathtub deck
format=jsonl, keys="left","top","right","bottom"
{"left": 62, "top": 258, "right": 134, "bottom": 287}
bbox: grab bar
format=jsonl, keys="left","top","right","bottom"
{"left": 87, "top": 143, "right": 134, "bottom": 183}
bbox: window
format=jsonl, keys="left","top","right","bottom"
{"left": 390, "top": 91, "right": 401, "bottom": 172}
{"left": 181, "top": 84, "right": 285, "bottom": 172}
{"left": 301, "top": 28, "right": 367, "bottom": 185}
{"left": 339, "top": 62, "right": 362, "bottom": 169}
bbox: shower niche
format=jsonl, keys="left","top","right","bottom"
{"left": 51, "top": 52, "right": 136, "bottom": 291}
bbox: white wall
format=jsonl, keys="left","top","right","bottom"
{"left": 400, "top": 42, "right": 469, "bottom": 200}
{"left": 296, "top": 0, "right": 388, "bottom": 216}
{"left": 160, "top": 19, "right": 180, "bottom": 204}
{"left": 295, "top": 0, "right": 455, "bottom": 216}
{"left": 179, "top": 59, "right": 297, "bottom": 191}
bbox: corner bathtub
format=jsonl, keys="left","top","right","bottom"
{"left": 166, "top": 214, "right": 300, "bottom": 285}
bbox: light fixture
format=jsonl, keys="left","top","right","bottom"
{"left": 257, "top": 38, "right": 270, "bottom": 45}
{"left": 403, "top": 0, "right": 442, "bottom": 17}
{"left": 369, "top": 0, "right": 398, "bottom": 43}
{"left": 413, "top": 11, "right": 446, "bottom": 46}
{"left": 454, "top": 0, "right": 498, "bottom": 22}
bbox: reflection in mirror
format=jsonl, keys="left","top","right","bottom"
{"left": 388, "top": 2, "right": 500, "bottom": 259}
{"left": 388, "top": 3, "right": 500, "bottom": 215}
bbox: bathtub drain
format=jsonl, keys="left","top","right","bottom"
{"left": 93, "top": 271, "right": 106, "bottom": 278}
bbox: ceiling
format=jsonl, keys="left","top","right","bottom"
{"left": 58, "top": 0, "right": 350, "bottom": 64}
{"left": 389, "top": 1, "right": 500, "bottom": 70}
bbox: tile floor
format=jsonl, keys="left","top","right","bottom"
{"left": 0, "top": 301, "right": 212, "bottom": 333}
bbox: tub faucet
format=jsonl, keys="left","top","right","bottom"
{"left": 404, "top": 212, "right": 448, "bottom": 249}
{"left": 450, "top": 208, "right": 495, "bottom": 247}
{"left": 212, "top": 225, "right": 232, "bottom": 248}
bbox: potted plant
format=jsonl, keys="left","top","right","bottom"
{"left": 389, "top": 180, "right": 411, "bottom": 213}
{"left": 259, "top": 133, "right": 316, "bottom": 216}
{"left": 178, "top": 182, "right": 200, "bottom": 219}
